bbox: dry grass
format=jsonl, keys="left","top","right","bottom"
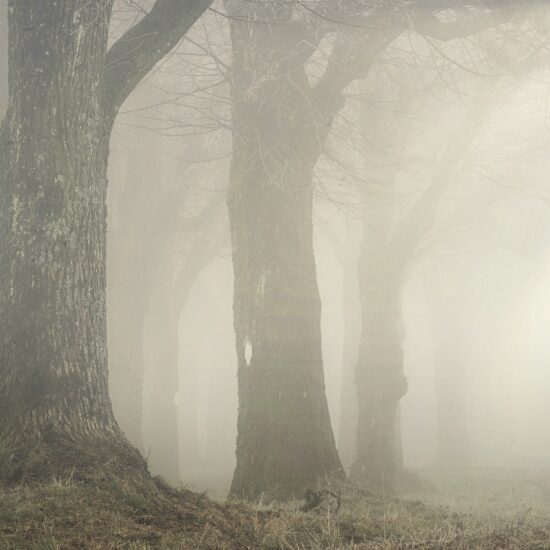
{"left": 0, "top": 475, "right": 266, "bottom": 549}
{"left": 1, "top": 471, "right": 550, "bottom": 548}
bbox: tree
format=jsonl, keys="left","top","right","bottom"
{"left": 347, "top": 10, "right": 547, "bottom": 483}
{"left": 224, "top": 0, "right": 508, "bottom": 499}
{"left": 107, "top": 20, "right": 232, "bottom": 481}
{"left": 351, "top": 86, "right": 497, "bottom": 490}
{"left": 108, "top": 103, "right": 171, "bottom": 454}
{"left": 144, "top": 193, "right": 227, "bottom": 483}
{"left": 225, "top": 0, "right": 353, "bottom": 499}
{"left": 0, "top": 0, "right": 212, "bottom": 483}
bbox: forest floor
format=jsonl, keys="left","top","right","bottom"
{"left": 1, "top": 468, "right": 550, "bottom": 549}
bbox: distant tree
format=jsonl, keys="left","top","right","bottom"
{"left": 144, "top": 193, "right": 227, "bottom": 483}
{"left": 106, "top": 13, "right": 232, "bottom": 482}
{"left": 224, "top": 0, "right": 508, "bottom": 499}
{"left": 0, "top": 0, "right": 212, "bottom": 483}
{"left": 351, "top": 89, "right": 496, "bottom": 490}
{"left": 108, "top": 114, "right": 225, "bottom": 483}
{"left": 107, "top": 104, "right": 172, "bottom": 455}
{"left": 347, "top": 8, "right": 547, "bottom": 485}
{"left": 427, "top": 12, "right": 550, "bottom": 471}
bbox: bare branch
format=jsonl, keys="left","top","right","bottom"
{"left": 104, "top": 0, "right": 213, "bottom": 120}
{"left": 413, "top": 8, "right": 512, "bottom": 43}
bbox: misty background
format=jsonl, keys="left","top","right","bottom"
{"left": 95, "top": 2, "right": 550, "bottom": 498}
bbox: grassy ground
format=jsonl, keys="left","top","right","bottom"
{"left": 1, "top": 470, "right": 550, "bottom": 548}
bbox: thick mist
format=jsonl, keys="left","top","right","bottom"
{"left": 101, "top": 2, "right": 550, "bottom": 503}
{"left": 6, "top": 5, "right": 550, "bottom": 542}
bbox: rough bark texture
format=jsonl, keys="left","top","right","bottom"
{"left": 0, "top": 0, "right": 211, "bottom": 484}
{"left": 0, "top": 1, "right": 144, "bottom": 482}
{"left": 226, "top": 2, "right": 344, "bottom": 500}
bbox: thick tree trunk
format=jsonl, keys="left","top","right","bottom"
{"left": 0, "top": 1, "right": 145, "bottom": 482}
{"left": 0, "top": 0, "right": 212, "bottom": 484}
{"left": 227, "top": 4, "right": 343, "bottom": 500}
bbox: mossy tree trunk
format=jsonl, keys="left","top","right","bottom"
{"left": 0, "top": 0, "right": 212, "bottom": 483}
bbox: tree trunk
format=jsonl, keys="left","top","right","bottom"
{"left": 0, "top": 1, "right": 145, "bottom": 482}
{"left": 350, "top": 190, "right": 408, "bottom": 491}
{"left": 0, "top": 0, "right": 212, "bottom": 484}
{"left": 227, "top": 3, "right": 343, "bottom": 500}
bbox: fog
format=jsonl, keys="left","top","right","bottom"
{"left": 96, "top": 3, "right": 550, "bottom": 505}
{"left": 10, "top": 2, "right": 550, "bottom": 547}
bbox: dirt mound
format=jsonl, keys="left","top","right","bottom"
{"left": 0, "top": 475, "right": 267, "bottom": 549}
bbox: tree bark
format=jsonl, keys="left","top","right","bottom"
{"left": 0, "top": 1, "right": 141, "bottom": 482}
{"left": 0, "top": 0, "right": 212, "bottom": 484}
{"left": 226, "top": 2, "right": 343, "bottom": 500}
